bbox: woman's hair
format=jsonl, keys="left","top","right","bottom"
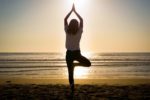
{"left": 67, "top": 19, "right": 79, "bottom": 35}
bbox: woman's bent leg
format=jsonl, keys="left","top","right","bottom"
{"left": 76, "top": 54, "right": 91, "bottom": 67}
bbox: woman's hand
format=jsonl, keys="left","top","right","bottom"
{"left": 64, "top": 5, "right": 74, "bottom": 27}
{"left": 72, "top": 4, "right": 75, "bottom": 12}
{"left": 72, "top": 4, "right": 83, "bottom": 28}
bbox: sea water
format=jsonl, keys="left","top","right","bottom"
{"left": 0, "top": 52, "right": 150, "bottom": 79}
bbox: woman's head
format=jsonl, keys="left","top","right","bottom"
{"left": 67, "top": 19, "right": 79, "bottom": 35}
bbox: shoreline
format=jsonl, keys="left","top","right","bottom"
{"left": 1, "top": 78, "right": 150, "bottom": 85}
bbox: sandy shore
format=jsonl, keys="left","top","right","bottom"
{"left": 0, "top": 83, "right": 150, "bottom": 100}
{"left": 0, "top": 78, "right": 150, "bottom": 99}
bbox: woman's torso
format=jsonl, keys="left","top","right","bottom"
{"left": 65, "top": 26, "right": 83, "bottom": 50}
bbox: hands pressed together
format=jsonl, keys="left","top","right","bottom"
{"left": 71, "top": 4, "right": 77, "bottom": 13}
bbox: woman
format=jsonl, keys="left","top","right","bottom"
{"left": 64, "top": 4, "right": 91, "bottom": 92}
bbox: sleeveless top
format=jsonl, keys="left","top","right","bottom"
{"left": 65, "top": 25, "right": 83, "bottom": 50}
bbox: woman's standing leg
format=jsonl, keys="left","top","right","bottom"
{"left": 66, "top": 52, "right": 75, "bottom": 92}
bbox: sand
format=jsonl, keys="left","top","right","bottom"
{"left": 0, "top": 78, "right": 150, "bottom": 100}
{"left": 0, "top": 84, "right": 150, "bottom": 100}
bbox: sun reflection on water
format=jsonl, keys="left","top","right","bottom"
{"left": 74, "top": 67, "right": 89, "bottom": 79}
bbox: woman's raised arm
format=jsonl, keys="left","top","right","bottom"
{"left": 64, "top": 9, "right": 73, "bottom": 27}
{"left": 73, "top": 4, "right": 83, "bottom": 28}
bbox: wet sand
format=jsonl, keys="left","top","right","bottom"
{"left": 0, "top": 78, "right": 150, "bottom": 100}
{"left": 1, "top": 78, "right": 150, "bottom": 85}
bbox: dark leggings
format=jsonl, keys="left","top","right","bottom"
{"left": 66, "top": 50, "right": 91, "bottom": 90}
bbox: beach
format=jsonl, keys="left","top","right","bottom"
{"left": 0, "top": 78, "right": 150, "bottom": 100}
{"left": 0, "top": 81, "right": 150, "bottom": 100}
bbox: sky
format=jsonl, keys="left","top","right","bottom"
{"left": 0, "top": 0, "right": 150, "bottom": 52}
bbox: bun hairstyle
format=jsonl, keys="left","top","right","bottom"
{"left": 67, "top": 19, "right": 79, "bottom": 35}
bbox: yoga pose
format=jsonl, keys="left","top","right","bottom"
{"left": 64, "top": 4, "right": 91, "bottom": 92}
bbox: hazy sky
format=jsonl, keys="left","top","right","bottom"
{"left": 0, "top": 0, "right": 150, "bottom": 52}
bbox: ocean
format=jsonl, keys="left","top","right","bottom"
{"left": 0, "top": 52, "right": 150, "bottom": 79}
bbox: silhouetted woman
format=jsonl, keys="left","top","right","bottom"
{"left": 64, "top": 4, "right": 91, "bottom": 92}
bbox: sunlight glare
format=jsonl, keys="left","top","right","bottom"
{"left": 67, "top": 0, "right": 90, "bottom": 11}
{"left": 74, "top": 67, "right": 89, "bottom": 79}
{"left": 82, "top": 52, "right": 92, "bottom": 58}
